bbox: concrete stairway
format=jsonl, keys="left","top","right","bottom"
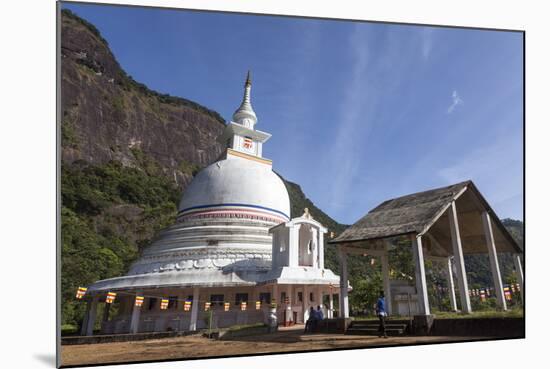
{"left": 345, "top": 319, "right": 410, "bottom": 336}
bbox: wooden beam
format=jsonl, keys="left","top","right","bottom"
{"left": 448, "top": 201, "right": 471, "bottom": 313}
{"left": 412, "top": 235, "right": 430, "bottom": 315}
{"left": 482, "top": 211, "right": 507, "bottom": 310}
{"left": 418, "top": 185, "right": 469, "bottom": 238}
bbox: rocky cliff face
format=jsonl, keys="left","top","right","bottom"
{"left": 61, "top": 9, "right": 225, "bottom": 190}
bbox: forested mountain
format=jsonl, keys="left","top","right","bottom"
{"left": 60, "top": 9, "right": 523, "bottom": 328}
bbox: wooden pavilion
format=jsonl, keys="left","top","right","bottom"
{"left": 329, "top": 180, "right": 523, "bottom": 317}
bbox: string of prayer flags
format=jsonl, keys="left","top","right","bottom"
{"left": 204, "top": 302, "right": 211, "bottom": 311}
{"left": 106, "top": 292, "right": 117, "bottom": 304}
{"left": 135, "top": 296, "right": 144, "bottom": 307}
{"left": 224, "top": 302, "right": 230, "bottom": 312}
{"left": 256, "top": 301, "right": 261, "bottom": 310}
{"left": 160, "top": 298, "right": 169, "bottom": 310}
{"left": 76, "top": 287, "right": 87, "bottom": 299}
{"left": 184, "top": 300, "right": 192, "bottom": 311}
{"left": 504, "top": 287, "right": 512, "bottom": 301}
{"left": 240, "top": 301, "right": 247, "bottom": 311}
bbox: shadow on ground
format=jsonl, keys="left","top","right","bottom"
{"left": 33, "top": 353, "right": 57, "bottom": 367}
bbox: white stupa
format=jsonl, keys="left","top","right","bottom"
{"left": 82, "top": 72, "right": 340, "bottom": 336}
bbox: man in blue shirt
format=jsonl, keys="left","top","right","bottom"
{"left": 376, "top": 290, "right": 388, "bottom": 338}
{"left": 316, "top": 305, "right": 324, "bottom": 320}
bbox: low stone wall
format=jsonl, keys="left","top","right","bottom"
{"left": 429, "top": 317, "right": 524, "bottom": 337}
{"left": 218, "top": 325, "right": 269, "bottom": 340}
{"left": 61, "top": 330, "right": 197, "bottom": 345}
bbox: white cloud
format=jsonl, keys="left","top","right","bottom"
{"left": 447, "top": 90, "right": 464, "bottom": 114}
{"left": 421, "top": 28, "right": 433, "bottom": 60}
{"left": 325, "top": 24, "right": 374, "bottom": 210}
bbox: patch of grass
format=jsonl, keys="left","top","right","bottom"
{"left": 432, "top": 308, "right": 524, "bottom": 319}
{"left": 61, "top": 118, "right": 79, "bottom": 149}
{"left": 352, "top": 307, "right": 524, "bottom": 321}
{"left": 226, "top": 323, "right": 266, "bottom": 332}
{"left": 178, "top": 160, "right": 201, "bottom": 176}
{"left": 111, "top": 95, "right": 125, "bottom": 113}
{"left": 61, "top": 324, "right": 79, "bottom": 336}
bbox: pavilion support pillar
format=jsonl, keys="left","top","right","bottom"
{"left": 338, "top": 247, "right": 349, "bottom": 318}
{"left": 82, "top": 294, "right": 99, "bottom": 336}
{"left": 381, "top": 243, "right": 393, "bottom": 316}
{"left": 448, "top": 201, "right": 472, "bottom": 313}
{"left": 129, "top": 291, "right": 142, "bottom": 334}
{"left": 444, "top": 257, "right": 458, "bottom": 312}
{"left": 189, "top": 287, "right": 200, "bottom": 331}
{"left": 411, "top": 235, "right": 430, "bottom": 315}
{"left": 513, "top": 254, "right": 524, "bottom": 302}
{"left": 482, "top": 211, "right": 507, "bottom": 310}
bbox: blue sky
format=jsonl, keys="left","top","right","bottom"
{"left": 63, "top": 3, "right": 524, "bottom": 224}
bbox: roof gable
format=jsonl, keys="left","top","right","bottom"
{"left": 333, "top": 181, "right": 470, "bottom": 242}
{"left": 330, "top": 180, "right": 521, "bottom": 254}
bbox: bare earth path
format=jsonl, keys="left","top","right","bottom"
{"left": 61, "top": 326, "right": 482, "bottom": 367}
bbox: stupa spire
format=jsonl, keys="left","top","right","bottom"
{"left": 232, "top": 70, "right": 257, "bottom": 128}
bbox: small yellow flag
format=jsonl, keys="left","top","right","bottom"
{"left": 135, "top": 296, "right": 144, "bottom": 307}
{"left": 76, "top": 287, "right": 87, "bottom": 299}
{"left": 106, "top": 292, "right": 117, "bottom": 304}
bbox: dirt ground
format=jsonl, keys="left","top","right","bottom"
{"left": 61, "top": 325, "right": 481, "bottom": 367}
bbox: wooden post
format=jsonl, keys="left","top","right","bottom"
{"left": 445, "top": 257, "right": 458, "bottom": 312}
{"left": 513, "top": 254, "right": 524, "bottom": 302}
{"left": 381, "top": 243, "right": 393, "bottom": 316}
{"left": 482, "top": 211, "right": 507, "bottom": 310}
{"left": 411, "top": 235, "right": 430, "bottom": 315}
{"left": 448, "top": 201, "right": 471, "bottom": 313}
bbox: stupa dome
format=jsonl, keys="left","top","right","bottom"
{"left": 178, "top": 156, "right": 290, "bottom": 224}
